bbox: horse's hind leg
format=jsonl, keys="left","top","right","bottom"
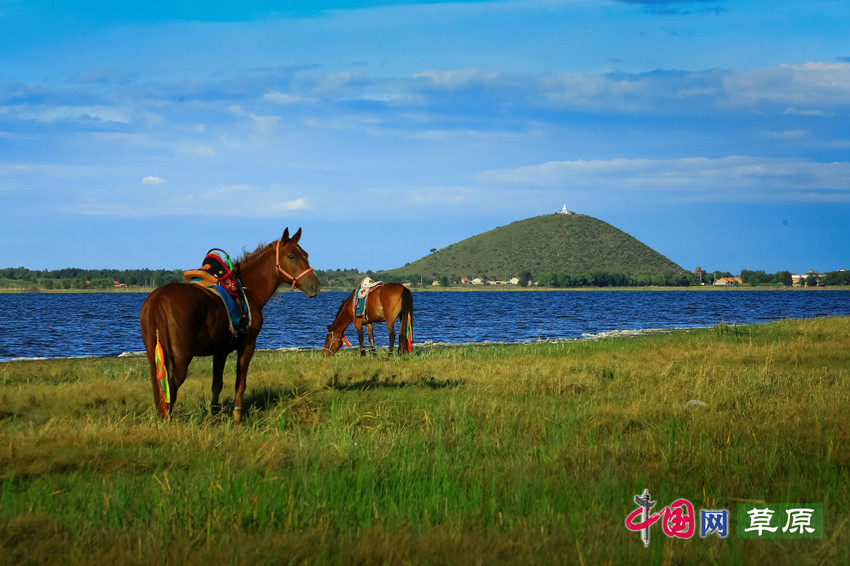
{"left": 366, "top": 323, "right": 377, "bottom": 356}
{"left": 210, "top": 352, "right": 227, "bottom": 416}
{"left": 387, "top": 319, "right": 396, "bottom": 356}
{"left": 166, "top": 355, "right": 191, "bottom": 418}
{"left": 355, "top": 319, "right": 367, "bottom": 357}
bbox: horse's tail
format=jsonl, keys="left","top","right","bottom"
{"left": 399, "top": 286, "right": 414, "bottom": 353}
{"left": 140, "top": 297, "right": 171, "bottom": 421}
{"left": 153, "top": 329, "right": 170, "bottom": 420}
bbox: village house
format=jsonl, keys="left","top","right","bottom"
{"left": 713, "top": 277, "right": 742, "bottom": 286}
{"left": 792, "top": 271, "right": 821, "bottom": 287}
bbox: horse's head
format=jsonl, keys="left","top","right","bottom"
{"left": 275, "top": 227, "right": 321, "bottom": 297}
{"left": 322, "top": 324, "right": 342, "bottom": 356}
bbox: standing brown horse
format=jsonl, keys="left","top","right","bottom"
{"left": 322, "top": 283, "right": 413, "bottom": 356}
{"left": 139, "top": 227, "right": 320, "bottom": 422}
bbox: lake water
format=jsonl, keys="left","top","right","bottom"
{"left": 1, "top": 290, "right": 848, "bottom": 361}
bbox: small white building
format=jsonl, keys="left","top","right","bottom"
{"left": 556, "top": 203, "right": 574, "bottom": 215}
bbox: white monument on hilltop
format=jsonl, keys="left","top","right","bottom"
{"left": 556, "top": 203, "right": 574, "bottom": 215}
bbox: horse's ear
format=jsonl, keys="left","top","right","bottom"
{"left": 280, "top": 227, "right": 302, "bottom": 244}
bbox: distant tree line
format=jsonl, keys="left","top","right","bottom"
{"left": 739, "top": 269, "right": 794, "bottom": 287}
{"left": 376, "top": 270, "right": 696, "bottom": 287}
{"left": 821, "top": 270, "right": 850, "bottom": 286}
{"left": 0, "top": 266, "right": 378, "bottom": 291}
{"left": 536, "top": 270, "right": 693, "bottom": 287}
{"left": 3, "top": 266, "right": 849, "bottom": 290}
{"left": 0, "top": 267, "right": 185, "bottom": 289}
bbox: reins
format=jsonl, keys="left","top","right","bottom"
{"left": 275, "top": 238, "right": 314, "bottom": 288}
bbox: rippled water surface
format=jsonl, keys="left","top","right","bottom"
{"left": 1, "top": 290, "right": 848, "bottom": 361}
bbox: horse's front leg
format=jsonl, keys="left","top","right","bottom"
{"left": 233, "top": 340, "right": 256, "bottom": 423}
{"left": 366, "top": 323, "right": 377, "bottom": 356}
{"left": 355, "top": 319, "right": 367, "bottom": 357}
{"left": 210, "top": 351, "right": 227, "bottom": 416}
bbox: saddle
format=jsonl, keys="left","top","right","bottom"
{"left": 354, "top": 277, "right": 382, "bottom": 320}
{"left": 183, "top": 249, "right": 251, "bottom": 334}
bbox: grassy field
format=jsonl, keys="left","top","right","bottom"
{"left": 1, "top": 317, "right": 848, "bottom": 565}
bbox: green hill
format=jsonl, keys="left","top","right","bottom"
{"left": 380, "top": 212, "right": 687, "bottom": 283}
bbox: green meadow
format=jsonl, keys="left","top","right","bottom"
{"left": 1, "top": 317, "right": 848, "bottom": 565}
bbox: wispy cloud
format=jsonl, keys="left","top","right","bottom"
{"left": 613, "top": 0, "right": 727, "bottom": 16}
{"left": 477, "top": 156, "right": 850, "bottom": 202}
{"left": 69, "top": 184, "right": 309, "bottom": 217}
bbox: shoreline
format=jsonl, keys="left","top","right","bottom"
{"left": 2, "top": 285, "right": 848, "bottom": 294}
{"left": 0, "top": 324, "right": 735, "bottom": 363}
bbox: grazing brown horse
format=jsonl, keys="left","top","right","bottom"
{"left": 323, "top": 283, "right": 413, "bottom": 356}
{"left": 139, "top": 227, "right": 320, "bottom": 422}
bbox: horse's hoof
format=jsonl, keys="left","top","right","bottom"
{"left": 209, "top": 403, "right": 222, "bottom": 416}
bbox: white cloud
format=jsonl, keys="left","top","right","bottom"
{"left": 141, "top": 176, "right": 167, "bottom": 184}
{"left": 269, "top": 197, "right": 307, "bottom": 211}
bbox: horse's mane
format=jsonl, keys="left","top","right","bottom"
{"left": 233, "top": 241, "right": 274, "bottom": 273}
{"left": 333, "top": 290, "right": 355, "bottom": 320}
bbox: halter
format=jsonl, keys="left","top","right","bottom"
{"left": 323, "top": 327, "right": 340, "bottom": 354}
{"left": 275, "top": 238, "right": 314, "bottom": 288}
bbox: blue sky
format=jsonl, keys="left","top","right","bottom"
{"left": 1, "top": 0, "right": 848, "bottom": 274}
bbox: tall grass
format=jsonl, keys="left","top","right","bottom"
{"left": 1, "top": 317, "right": 848, "bottom": 565}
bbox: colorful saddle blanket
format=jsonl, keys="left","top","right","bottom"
{"left": 354, "top": 278, "right": 382, "bottom": 319}
{"left": 209, "top": 284, "right": 251, "bottom": 335}
{"left": 183, "top": 249, "right": 251, "bottom": 335}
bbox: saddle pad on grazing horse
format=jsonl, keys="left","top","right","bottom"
{"left": 354, "top": 278, "right": 382, "bottom": 319}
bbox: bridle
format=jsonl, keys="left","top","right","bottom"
{"left": 275, "top": 238, "right": 314, "bottom": 289}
